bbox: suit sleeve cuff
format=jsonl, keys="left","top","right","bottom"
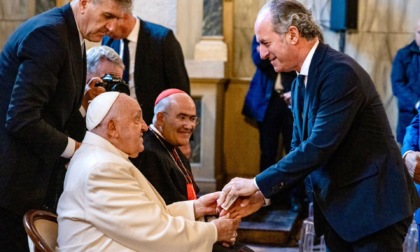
{"left": 253, "top": 178, "right": 271, "bottom": 206}
{"left": 79, "top": 106, "right": 86, "bottom": 118}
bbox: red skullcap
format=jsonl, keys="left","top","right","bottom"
{"left": 154, "top": 88, "right": 187, "bottom": 106}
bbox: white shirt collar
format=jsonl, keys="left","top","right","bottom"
{"left": 126, "top": 17, "right": 140, "bottom": 43}
{"left": 150, "top": 124, "right": 164, "bottom": 139}
{"left": 299, "top": 39, "right": 319, "bottom": 76}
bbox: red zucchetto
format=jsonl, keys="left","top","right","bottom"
{"left": 154, "top": 88, "right": 187, "bottom": 106}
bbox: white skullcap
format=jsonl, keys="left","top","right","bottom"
{"left": 86, "top": 92, "right": 120, "bottom": 131}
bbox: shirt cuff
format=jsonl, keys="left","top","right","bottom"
{"left": 253, "top": 178, "right": 271, "bottom": 206}
{"left": 79, "top": 106, "right": 86, "bottom": 118}
{"left": 61, "top": 137, "right": 76, "bottom": 158}
{"left": 403, "top": 150, "right": 414, "bottom": 159}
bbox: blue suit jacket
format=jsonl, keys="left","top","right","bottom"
{"left": 256, "top": 43, "right": 419, "bottom": 242}
{"left": 401, "top": 113, "right": 420, "bottom": 224}
{"left": 102, "top": 19, "right": 190, "bottom": 124}
{"left": 0, "top": 3, "right": 85, "bottom": 214}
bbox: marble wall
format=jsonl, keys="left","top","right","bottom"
{"left": 0, "top": 0, "right": 55, "bottom": 49}
{"left": 134, "top": 0, "right": 205, "bottom": 60}
{"left": 133, "top": 0, "right": 177, "bottom": 34}
{"left": 35, "top": 0, "right": 54, "bottom": 14}
{"left": 0, "top": 0, "right": 33, "bottom": 50}
{"left": 202, "top": 0, "right": 223, "bottom": 36}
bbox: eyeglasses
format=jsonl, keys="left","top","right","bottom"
{"left": 162, "top": 112, "right": 200, "bottom": 125}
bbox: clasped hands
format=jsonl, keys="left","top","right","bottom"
{"left": 217, "top": 178, "right": 265, "bottom": 219}
{"left": 193, "top": 178, "right": 265, "bottom": 245}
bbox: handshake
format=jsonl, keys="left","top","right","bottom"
{"left": 194, "top": 178, "right": 266, "bottom": 246}
{"left": 217, "top": 177, "right": 266, "bottom": 219}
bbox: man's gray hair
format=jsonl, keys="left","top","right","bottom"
{"left": 261, "top": 0, "right": 323, "bottom": 42}
{"left": 86, "top": 45, "right": 125, "bottom": 75}
{"left": 152, "top": 98, "right": 172, "bottom": 124}
{"left": 91, "top": 0, "right": 133, "bottom": 13}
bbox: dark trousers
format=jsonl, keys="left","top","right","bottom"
{"left": 324, "top": 216, "right": 412, "bottom": 252}
{"left": 0, "top": 207, "right": 29, "bottom": 252}
{"left": 258, "top": 92, "right": 293, "bottom": 171}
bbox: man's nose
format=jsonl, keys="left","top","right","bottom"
{"left": 183, "top": 121, "right": 195, "bottom": 130}
{"left": 259, "top": 46, "right": 269, "bottom": 60}
{"left": 141, "top": 120, "right": 148, "bottom": 132}
{"left": 106, "top": 19, "right": 118, "bottom": 32}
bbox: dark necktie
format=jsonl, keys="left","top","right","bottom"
{"left": 122, "top": 39, "right": 130, "bottom": 83}
{"left": 296, "top": 74, "right": 306, "bottom": 117}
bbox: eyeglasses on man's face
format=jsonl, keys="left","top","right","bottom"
{"left": 162, "top": 112, "right": 200, "bottom": 125}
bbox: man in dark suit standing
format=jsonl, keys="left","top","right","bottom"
{"left": 218, "top": 1, "right": 419, "bottom": 251}
{"left": 0, "top": 0, "right": 132, "bottom": 250}
{"left": 102, "top": 13, "right": 190, "bottom": 126}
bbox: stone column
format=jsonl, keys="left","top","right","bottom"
{"left": 188, "top": 0, "right": 227, "bottom": 78}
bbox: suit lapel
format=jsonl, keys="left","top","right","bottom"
{"left": 302, "top": 43, "right": 328, "bottom": 139}
{"left": 62, "top": 3, "right": 84, "bottom": 111}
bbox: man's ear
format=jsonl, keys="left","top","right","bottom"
{"left": 107, "top": 119, "right": 119, "bottom": 138}
{"left": 156, "top": 112, "right": 165, "bottom": 126}
{"left": 79, "top": 0, "right": 88, "bottom": 14}
{"left": 288, "top": 26, "right": 299, "bottom": 44}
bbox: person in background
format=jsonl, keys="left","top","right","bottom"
{"left": 102, "top": 12, "right": 190, "bottom": 126}
{"left": 218, "top": 1, "right": 419, "bottom": 251}
{"left": 57, "top": 92, "right": 240, "bottom": 251}
{"left": 391, "top": 18, "right": 420, "bottom": 145}
{"left": 402, "top": 112, "right": 420, "bottom": 251}
{"left": 0, "top": 0, "right": 131, "bottom": 250}
{"left": 67, "top": 45, "right": 125, "bottom": 142}
{"left": 242, "top": 35, "right": 307, "bottom": 212}
{"left": 102, "top": 12, "right": 192, "bottom": 157}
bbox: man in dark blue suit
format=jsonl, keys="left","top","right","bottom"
{"left": 102, "top": 13, "right": 190, "bottom": 126}
{"left": 0, "top": 0, "right": 132, "bottom": 250}
{"left": 218, "top": 1, "right": 420, "bottom": 251}
{"left": 242, "top": 35, "right": 307, "bottom": 211}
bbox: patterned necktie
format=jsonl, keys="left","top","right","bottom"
{"left": 122, "top": 38, "right": 130, "bottom": 83}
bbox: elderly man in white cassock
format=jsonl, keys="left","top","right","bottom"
{"left": 56, "top": 92, "right": 240, "bottom": 252}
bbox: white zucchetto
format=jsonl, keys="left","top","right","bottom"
{"left": 86, "top": 92, "right": 120, "bottom": 131}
